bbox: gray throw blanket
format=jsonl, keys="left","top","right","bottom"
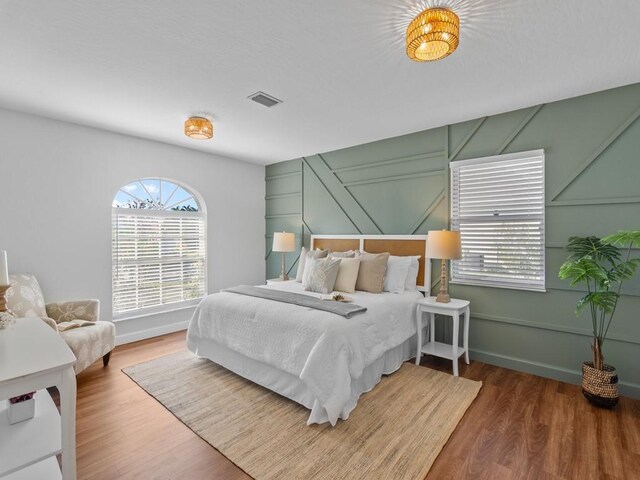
{"left": 222, "top": 285, "right": 367, "bottom": 318}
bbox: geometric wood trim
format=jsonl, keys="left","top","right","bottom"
{"left": 547, "top": 197, "right": 640, "bottom": 207}
{"left": 449, "top": 116, "right": 487, "bottom": 161}
{"left": 496, "top": 104, "right": 544, "bottom": 155}
{"left": 330, "top": 150, "right": 444, "bottom": 174}
{"left": 549, "top": 103, "right": 640, "bottom": 201}
{"left": 410, "top": 190, "right": 445, "bottom": 234}
{"left": 340, "top": 168, "right": 444, "bottom": 187}
{"left": 265, "top": 192, "right": 301, "bottom": 200}
{"left": 302, "top": 156, "right": 364, "bottom": 233}
{"left": 471, "top": 311, "right": 640, "bottom": 346}
{"left": 265, "top": 171, "right": 301, "bottom": 181}
{"left": 264, "top": 213, "right": 300, "bottom": 219}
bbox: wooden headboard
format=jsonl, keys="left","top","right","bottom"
{"left": 310, "top": 234, "right": 430, "bottom": 292}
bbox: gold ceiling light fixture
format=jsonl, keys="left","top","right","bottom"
{"left": 406, "top": 7, "right": 459, "bottom": 62}
{"left": 184, "top": 116, "right": 213, "bottom": 140}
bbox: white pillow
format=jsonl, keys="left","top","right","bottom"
{"left": 383, "top": 256, "right": 412, "bottom": 293}
{"left": 302, "top": 257, "right": 342, "bottom": 294}
{"left": 332, "top": 257, "right": 361, "bottom": 293}
{"left": 295, "top": 247, "right": 329, "bottom": 282}
{"left": 404, "top": 256, "right": 421, "bottom": 291}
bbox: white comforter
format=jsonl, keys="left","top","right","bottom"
{"left": 187, "top": 282, "right": 421, "bottom": 425}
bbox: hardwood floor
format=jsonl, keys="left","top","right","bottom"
{"left": 70, "top": 331, "right": 640, "bottom": 480}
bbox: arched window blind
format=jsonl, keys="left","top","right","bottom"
{"left": 112, "top": 179, "right": 206, "bottom": 318}
{"left": 450, "top": 150, "right": 545, "bottom": 291}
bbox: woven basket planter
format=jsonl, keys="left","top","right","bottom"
{"left": 582, "top": 362, "right": 618, "bottom": 408}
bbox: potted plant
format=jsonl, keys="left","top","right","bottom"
{"left": 558, "top": 231, "right": 640, "bottom": 407}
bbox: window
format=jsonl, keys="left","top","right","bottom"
{"left": 112, "top": 179, "right": 206, "bottom": 318}
{"left": 450, "top": 150, "right": 545, "bottom": 291}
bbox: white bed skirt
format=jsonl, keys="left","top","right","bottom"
{"left": 189, "top": 335, "right": 417, "bottom": 425}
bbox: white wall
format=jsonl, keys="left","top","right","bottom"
{"left": 0, "top": 108, "right": 265, "bottom": 343}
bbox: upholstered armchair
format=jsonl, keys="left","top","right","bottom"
{"left": 6, "top": 274, "right": 115, "bottom": 374}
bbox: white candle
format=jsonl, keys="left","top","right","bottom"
{"left": 0, "top": 251, "right": 8, "bottom": 286}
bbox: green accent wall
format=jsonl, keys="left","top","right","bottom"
{"left": 265, "top": 83, "right": 640, "bottom": 398}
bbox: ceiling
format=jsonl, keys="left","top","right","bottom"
{"left": 1, "top": 1, "right": 640, "bottom": 165}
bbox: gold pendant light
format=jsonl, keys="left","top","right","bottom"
{"left": 184, "top": 116, "right": 213, "bottom": 140}
{"left": 406, "top": 7, "right": 459, "bottom": 62}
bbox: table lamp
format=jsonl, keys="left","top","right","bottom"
{"left": 272, "top": 232, "right": 296, "bottom": 281}
{"left": 428, "top": 230, "right": 462, "bottom": 303}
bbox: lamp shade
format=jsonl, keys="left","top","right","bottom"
{"left": 427, "top": 230, "right": 462, "bottom": 259}
{"left": 272, "top": 232, "right": 295, "bottom": 252}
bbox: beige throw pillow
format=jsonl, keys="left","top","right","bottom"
{"left": 302, "top": 257, "right": 342, "bottom": 294}
{"left": 295, "top": 247, "right": 329, "bottom": 282}
{"left": 355, "top": 252, "right": 390, "bottom": 293}
{"left": 332, "top": 257, "right": 361, "bottom": 293}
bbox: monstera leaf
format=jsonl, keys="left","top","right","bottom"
{"left": 576, "top": 291, "right": 619, "bottom": 315}
{"left": 558, "top": 256, "right": 608, "bottom": 286}
{"left": 607, "top": 258, "right": 640, "bottom": 283}
{"left": 566, "top": 236, "right": 620, "bottom": 265}
{"left": 602, "top": 230, "right": 640, "bottom": 248}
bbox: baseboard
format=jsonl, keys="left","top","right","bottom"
{"left": 470, "top": 348, "right": 640, "bottom": 399}
{"left": 116, "top": 320, "right": 189, "bottom": 346}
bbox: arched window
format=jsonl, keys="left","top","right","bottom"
{"left": 112, "top": 178, "right": 206, "bottom": 318}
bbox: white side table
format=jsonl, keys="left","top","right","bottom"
{"left": 415, "top": 297, "right": 470, "bottom": 376}
{"left": 0, "top": 318, "right": 77, "bottom": 479}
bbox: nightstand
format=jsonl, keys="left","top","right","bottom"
{"left": 415, "top": 296, "right": 470, "bottom": 376}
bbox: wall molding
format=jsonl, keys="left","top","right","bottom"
{"left": 470, "top": 348, "right": 640, "bottom": 399}
{"left": 410, "top": 191, "right": 445, "bottom": 234}
{"left": 550, "top": 104, "right": 640, "bottom": 201}
{"left": 116, "top": 320, "right": 190, "bottom": 346}
{"left": 341, "top": 168, "right": 445, "bottom": 188}
{"left": 265, "top": 171, "right": 301, "bottom": 181}
{"left": 449, "top": 116, "right": 487, "bottom": 161}
{"left": 265, "top": 192, "right": 301, "bottom": 200}
{"left": 472, "top": 312, "right": 640, "bottom": 345}
{"left": 547, "top": 197, "right": 640, "bottom": 207}
{"left": 264, "top": 212, "right": 300, "bottom": 219}
{"left": 330, "top": 150, "right": 444, "bottom": 174}
{"left": 496, "top": 104, "right": 545, "bottom": 154}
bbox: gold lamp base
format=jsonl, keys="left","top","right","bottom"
{"left": 279, "top": 252, "right": 289, "bottom": 281}
{"left": 0, "top": 284, "right": 13, "bottom": 314}
{"left": 435, "top": 291, "right": 451, "bottom": 303}
{"left": 435, "top": 258, "right": 451, "bottom": 303}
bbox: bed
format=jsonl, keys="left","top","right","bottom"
{"left": 187, "top": 235, "right": 431, "bottom": 426}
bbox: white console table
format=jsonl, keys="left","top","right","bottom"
{"left": 0, "top": 318, "right": 77, "bottom": 480}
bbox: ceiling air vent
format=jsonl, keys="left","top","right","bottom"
{"left": 248, "top": 91, "right": 282, "bottom": 108}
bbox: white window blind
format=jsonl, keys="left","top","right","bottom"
{"left": 112, "top": 209, "right": 206, "bottom": 317}
{"left": 450, "top": 149, "right": 545, "bottom": 291}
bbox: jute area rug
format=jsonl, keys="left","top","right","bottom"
{"left": 123, "top": 351, "right": 481, "bottom": 480}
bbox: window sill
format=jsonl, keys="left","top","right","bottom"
{"left": 113, "top": 300, "right": 201, "bottom": 322}
{"left": 450, "top": 280, "right": 546, "bottom": 293}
